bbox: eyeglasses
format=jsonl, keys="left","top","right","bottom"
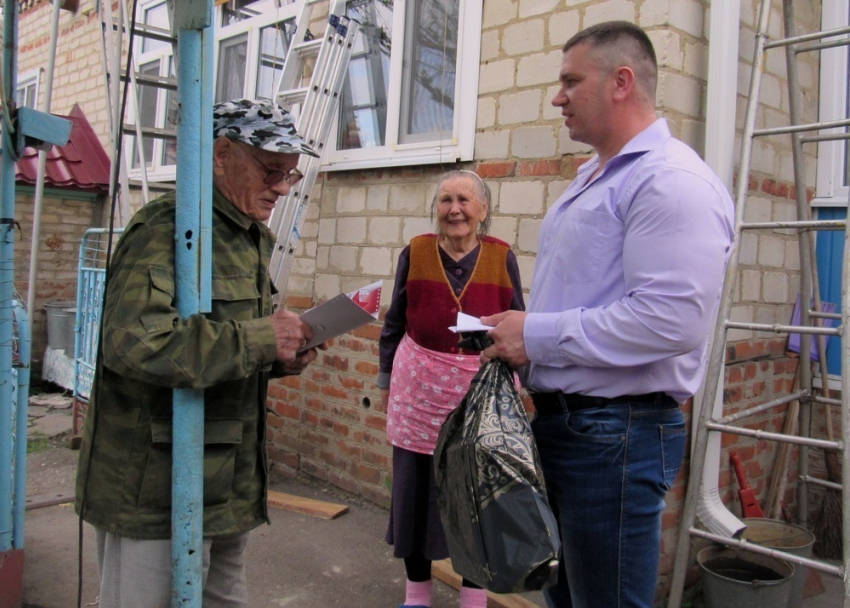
{"left": 243, "top": 146, "right": 304, "bottom": 187}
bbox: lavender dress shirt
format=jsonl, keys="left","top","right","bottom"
{"left": 523, "top": 119, "right": 735, "bottom": 404}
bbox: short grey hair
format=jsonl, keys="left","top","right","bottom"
{"left": 430, "top": 170, "right": 492, "bottom": 236}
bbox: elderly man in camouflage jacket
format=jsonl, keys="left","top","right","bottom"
{"left": 75, "top": 99, "right": 323, "bottom": 607}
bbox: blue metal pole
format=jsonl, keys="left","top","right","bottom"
{"left": 171, "top": 2, "right": 213, "bottom": 606}
{"left": 12, "top": 300, "right": 30, "bottom": 548}
{"left": 0, "top": 0, "right": 20, "bottom": 554}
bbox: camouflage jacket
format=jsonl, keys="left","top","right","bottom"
{"left": 75, "top": 189, "right": 280, "bottom": 540}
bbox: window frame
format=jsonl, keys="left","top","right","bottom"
{"left": 322, "top": 0, "right": 482, "bottom": 172}
{"left": 812, "top": 0, "right": 849, "bottom": 207}
{"left": 16, "top": 68, "right": 40, "bottom": 109}
{"left": 129, "top": 0, "right": 299, "bottom": 181}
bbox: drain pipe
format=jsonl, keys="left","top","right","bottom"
{"left": 25, "top": 0, "right": 62, "bottom": 326}
{"left": 694, "top": 0, "right": 746, "bottom": 539}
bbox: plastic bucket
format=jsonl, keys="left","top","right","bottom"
{"left": 44, "top": 301, "right": 76, "bottom": 355}
{"left": 742, "top": 518, "right": 815, "bottom": 607}
{"left": 698, "top": 545, "right": 795, "bottom": 608}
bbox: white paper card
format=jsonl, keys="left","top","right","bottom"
{"left": 448, "top": 311, "right": 494, "bottom": 333}
{"left": 299, "top": 280, "right": 382, "bottom": 351}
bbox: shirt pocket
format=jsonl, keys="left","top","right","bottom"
{"left": 140, "top": 266, "right": 178, "bottom": 335}
{"left": 210, "top": 274, "right": 262, "bottom": 322}
{"left": 137, "top": 418, "right": 244, "bottom": 510}
{"left": 556, "top": 207, "right": 620, "bottom": 286}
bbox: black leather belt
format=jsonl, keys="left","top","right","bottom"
{"left": 530, "top": 391, "right": 672, "bottom": 416}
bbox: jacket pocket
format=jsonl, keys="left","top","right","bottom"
{"left": 137, "top": 418, "right": 244, "bottom": 510}
{"left": 210, "top": 274, "right": 262, "bottom": 322}
{"left": 140, "top": 266, "right": 178, "bottom": 334}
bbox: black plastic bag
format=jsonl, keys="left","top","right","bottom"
{"left": 434, "top": 358, "right": 560, "bottom": 594}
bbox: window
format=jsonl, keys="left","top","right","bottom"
{"left": 813, "top": 0, "right": 850, "bottom": 376}
{"left": 324, "top": 0, "right": 482, "bottom": 171}
{"left": 16, "top": 69, "right": 40, "bottom": 109}
{"left": 129, "top": 0, "right": 297, "bottom": 180}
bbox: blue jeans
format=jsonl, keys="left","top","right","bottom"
{"left": 531, "top": 399, "right": 686, "bottom": 608}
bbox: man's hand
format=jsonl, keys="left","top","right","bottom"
{"left": 480, "top": 310, "right": 530, "bottom": 368}
{"left": 269, "top": 309, "right": 313, "bottom": 363}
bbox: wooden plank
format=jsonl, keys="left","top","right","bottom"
{"left": 431, "top": 559, "right": 543, "bottom": 608}
{"left": 25, "top": 491, "right": 74, "bottom": 510}
{"left": 267, "top": 490, "right": 349, "bottom": 520}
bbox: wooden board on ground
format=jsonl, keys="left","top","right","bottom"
{"left": 25, "top": 491, "right": 74, "bottom": 510}
{"left": 432, "top": 559, "right": 542, "bottom": 608}
{"left": 267, "top": 490, "right": 349, "bottom": 520}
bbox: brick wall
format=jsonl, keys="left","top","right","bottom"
{"left": 13, "top": 190, "right": 105, "bottom": 372}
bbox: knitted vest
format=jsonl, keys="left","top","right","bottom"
{"left": 406, "top": 234, "right": 515, "bottom": 355}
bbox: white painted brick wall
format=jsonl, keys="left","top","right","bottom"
{"left": 763, "top": 271, "right": 789, "bottom": 304}
{"left": 481, "top": 30, "right": 501, "bottom": 62}
{"left": 548, "top": 11, "right": 580, "bottom": 47}
{"left": 318, "top": 218, "right": 336, "bottom": 245}
{"left": 500, "top": 181, "right": 545, "bottom": 215}
{"left": 315, "top": 274, "right": 341, "bottom": 301}
{"left": 503, "top": 19, "right": 546, "bottom": 56}
{"left": 329, "top": 246, "right": 358, "bottom": 272}
{"left": 518, "top": 219, "right": 543, "bottom": 252}
{"left": 402, "top": 218, "right": 435, "bottom": 243}
{"left": 657, "top": 72, "right": 701, "bottom": 118}
{"left": 478, "top": 98, "right": 497, "bottom": 129}
{"left": 388, "top": 184, "right": 428, "bottom": 214}
{"left": 360, "top": 247, "right": 393, "bottom": 276}
{"left": 547, "top": 180, "right": 571, "bottom": 211}
{"left": 337, "top": 187, "right": 367, "bottom": 213}
{"left": 517, "top": 51, "right": 563, "bottom": 88}
{"left": 519, "top": 0, "right": 561, "bottom": 18}
{"left": 369, "top": 217, "right": 401, "bottom": 245}
{"left": 337, "top": 217, "right": 367, "bottom": 244}
{"left": 757, "top": 235, "right": 786, "bottom": 268}
{"left": 366, "top": 185, "right": 389, "bottom": 212}
{"left": 479, "top": 59, "right": 516, "bottom": 94}
{"left": 474, "top": 130, "right": 511, "bottom": 160}
{"left": 489, "top": 216, "right": 518, "bottom": 246}
{"left": 585, "top": 0, "right": 637, "bottom": 27}
{"left": 499, "top": 90, "right": 542, "bottom": 125}
{"left": 483, "top": 0, "right": 518, "bottom": 28}
{"left": 741, "top": 270, "right": 761, "bottom": 302}
{"left": 512, "top": 125, "right": 557, "bottom": 158}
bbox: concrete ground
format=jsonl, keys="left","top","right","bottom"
{"left": 19, "top": 390, "right": 846, "bottom": 607}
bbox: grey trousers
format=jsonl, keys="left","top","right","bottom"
{"left": 95, "top": 527, "right": 250, "bottom": 608}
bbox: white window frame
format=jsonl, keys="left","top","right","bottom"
{"left": 812, "top": 0, "right": 850, "bottom": 207}
{"left": 16, "top": 68, "right": 40, "bottom": 109}
{"left": 322, "top": 0, "right": 482, "bottom": 172}
{"left": 128, "top": 0, "right": 299, "bottom": 181}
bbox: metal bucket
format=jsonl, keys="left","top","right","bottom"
{"left": 742, "top": 518, "right": 815, "bottom": 607}
{"left": 44, "top": 301, "right": 76, "bottom": 355}
{"left": 698, "top": 545, "right": 795, "bottom": 608}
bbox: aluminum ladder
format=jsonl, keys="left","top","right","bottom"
{"left": 99, "top": 0, "right": 178, "bottom": 223}
{"left": 668, "top": 1, "right": 850, "bottom": 605}
{"left": 267, "top": 0, "right": 359, "bottom": 294}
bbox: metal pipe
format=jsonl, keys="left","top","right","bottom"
{"left": 0, "top": 0, "right": 19, "bottom": 554}
{"left": 12, "top": 300, "right": 30, "bottom": 548}
{"left": 25, "top": 0, "right": 62, "bottom": 326}
{"left": 171, "top": 2, "right": 213, "bottom": 605}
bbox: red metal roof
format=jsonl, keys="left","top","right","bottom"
{"left": 15, "top": 104, "right": 111, "bottom": 193}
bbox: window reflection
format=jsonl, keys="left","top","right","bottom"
{"left": 221, "top": 0, "right": 264, "bottom": 26}
{"left": 257, "top": 22, "right": 294, "bottom": 101}
{"left": 132, "top": 61, "right": 160, "bottom": 168}
{"left": 339, "top": 0, "right": 392, "bottom": 150}
{"left": 142, "top": 2, "right": 170, "bottom": 53}
{"left": 216, "top": 34, "right": 248, "bottom": 102}
{"left": 400, "top": 0, "right": 457, "bottom": 144}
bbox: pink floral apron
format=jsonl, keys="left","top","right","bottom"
{"left": 386, "top": 333, "right": 480, "bottom": 455}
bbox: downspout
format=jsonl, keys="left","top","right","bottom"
{"left": 694, "top": 0, "right": 746, "bottom": 538}
{"left": 25, "top": 0, "right": 62, "bottom": 325}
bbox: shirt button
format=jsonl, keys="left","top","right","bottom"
{"left": 450, "top": 347, "right": 457, "bottom": 353}
{"left": 455, "top": 269, "right": 462, "bottom": 276}
{"left": 450, "top": 307, "right": 457, "bottom": 314}
{"left": 455, "top": 288, "right": 461, "bottom": 295}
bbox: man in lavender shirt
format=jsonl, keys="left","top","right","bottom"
{"left": 481, "top": 22, "right": 735, "bottom": 608}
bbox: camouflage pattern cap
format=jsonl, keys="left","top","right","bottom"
{"left": 212, "top": 98, "right": 319, "bottom": 157}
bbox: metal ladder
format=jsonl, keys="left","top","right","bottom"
{"left": 668, "top": 1, "right": 850, "bottom": 605}
{"left": 98, "top": 0, "right": 178, "bottom": 224}
{"left": 267, "top": 0, "right": 358, "bottom": 294}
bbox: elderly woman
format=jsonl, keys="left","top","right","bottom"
{"left": 378, "top": 170, "right": 525, "bottom": 608}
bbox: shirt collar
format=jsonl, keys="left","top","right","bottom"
{"left": 577, "top": 117, "right": 670, "bottom": 177}
{"left": 213, "top": 187, "right": 258, "bottom": 232}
